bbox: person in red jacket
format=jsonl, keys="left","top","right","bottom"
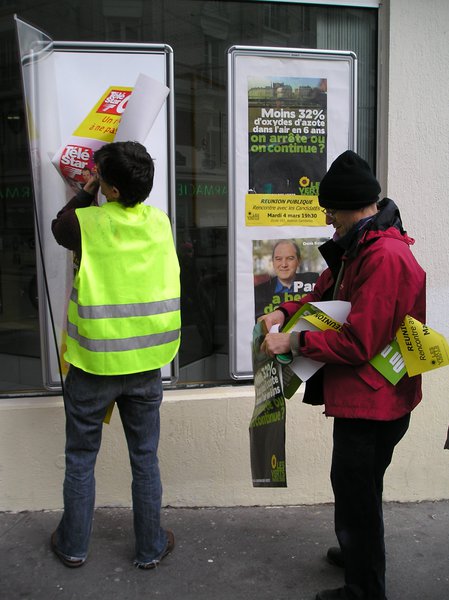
{"left": 260, "top": 150, "right": 426, "bottom": 600}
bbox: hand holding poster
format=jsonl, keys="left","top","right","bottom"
{"left": 249, "top": 321, "right": 287, "bottom": 487}
{"left": 282, "top": 301, "right": 348, "bottom": 382}
{"left": 15, "top": 19, "right": 175, "bottom": 389}
{"left": 52, "top": 72, "right": 171, "bottom": 419}
{"left": 283, "top": 302, "right": 449, "bottom": 385}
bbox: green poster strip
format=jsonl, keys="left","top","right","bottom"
{"left": 281, "top": 364, "right": 302, "bottom": 400}
{"left": 250, "top": 321, "right": 287, "bottom": 487}
{"left": 369, "top": 339, "right": 407, "bottom": 384}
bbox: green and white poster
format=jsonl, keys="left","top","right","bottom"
{"left": 249, "top": 321, "right": 287, "bottom": 487}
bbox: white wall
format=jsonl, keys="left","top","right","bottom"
{"left": 1, "top": 0, "right": 448, "bottom": 512}
{"left": 382, "top": 0, "right": 449, "bottom": 498}
{"left": 0, "top": 389, "right": 335, "bottom": 511}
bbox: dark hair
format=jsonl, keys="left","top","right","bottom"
{"left": 93, "top": 141, "right": 154, "bottom": 207}
{"left": 272, "top": 239, "right": 301, "bottom": 260}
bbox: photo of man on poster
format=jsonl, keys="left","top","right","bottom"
{"left": 253, "top": 238, "right": 326, "bottom": 320}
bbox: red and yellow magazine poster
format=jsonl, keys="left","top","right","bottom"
{"left": 52, "top": 86, "right": 132, "bottom": 191}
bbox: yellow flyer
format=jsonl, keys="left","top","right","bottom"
{"left": 72, "top": 86, "right": 132, "bottom": 140}
{"left": 103, "top": 402, "right": 115, "bottom": 425}
{"left": 246, "top": 194, "right": 326, "bottom": 227}
{"left": 301, "top": 311, "right": 343, "bottom": 333}
{"left": 396, "top": 315, "right": 449, "bottom": 376}
{"left": 285, "top": 303, "right": 449, "bottom": 385}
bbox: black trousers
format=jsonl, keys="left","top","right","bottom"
{"left": 331, "top": 414, "right": 411, "bottom": 600}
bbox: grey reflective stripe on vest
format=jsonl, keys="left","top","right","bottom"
{"left": 67, "top": 322, "right": 179, "bottom": 353}
{"left": 70, "top": 288, "right": 180, "bottom": 319}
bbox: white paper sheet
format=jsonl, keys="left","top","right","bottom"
{"left": 115, "top": 73, "right": 169, "bottom": 142}
{"left": 288, "top": 300, "right": 351, "bottom": 381}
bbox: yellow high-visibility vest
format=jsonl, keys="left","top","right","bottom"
{"left": 65, "top": 201, "right": 180, "bottom": 375}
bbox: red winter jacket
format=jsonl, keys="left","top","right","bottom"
{"left": 281, "top": 198, "right": 426, "bottom": 420}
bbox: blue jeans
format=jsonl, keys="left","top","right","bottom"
{"left": 53, "top": 365, "right": 168, "bottom": 565}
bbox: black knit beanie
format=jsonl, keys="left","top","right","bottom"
{"left": 318, "top": 150, "right": 381, "bottom": 209}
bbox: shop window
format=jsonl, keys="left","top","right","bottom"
{"left": 263, "top": 4, "right": 290, "bottom": 33}
{"left": 0, "top": 0, "right": 377, "bottom": 393}
{"left": 103, "top": 18, "right": 142, "bottom": 41}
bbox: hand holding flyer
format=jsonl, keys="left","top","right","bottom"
{"left": 283, "top": 301, "right": 449, "bottom": 386}
{"left": 283, "top": 300, "right": 350, "bottom": 382}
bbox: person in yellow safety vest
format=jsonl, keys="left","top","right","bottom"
{"left": 50, "top": 141, "right": 180, "bottom": 570}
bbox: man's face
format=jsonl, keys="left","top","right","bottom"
{"left": 272, "top": 242, "right": 299, "bottom": 285}
{"left": 97, "top": 170, "right": 119, "bottom": 202}
{"left": 325, "top": 209, "right": 366, "bottom": 237}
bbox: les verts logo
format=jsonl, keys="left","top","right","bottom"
{"left": 298, "top": 176, "right": 319, "bottom": 195}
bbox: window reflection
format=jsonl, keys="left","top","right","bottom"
{"left": 0, "top": 25, "right": 41, "bottom": 391}
{"left": 0, "top": 0, "right": 377, "bottom": 392}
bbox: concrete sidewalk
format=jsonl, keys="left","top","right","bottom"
{"left": 1, "top": 501, "right": 448, "bottom": 600}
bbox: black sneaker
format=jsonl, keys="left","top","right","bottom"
{"left": 316, "top": 585, "right": 366, "bottom": 600}
{"left": 326, "top": 546, "right": 344, "bottom": 568}
{"left": 316, "top": 588, "right": 350, "bottom": 600}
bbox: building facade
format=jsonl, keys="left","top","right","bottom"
{"left": 0, "top": 0, "right": 448, "bottom": 510}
